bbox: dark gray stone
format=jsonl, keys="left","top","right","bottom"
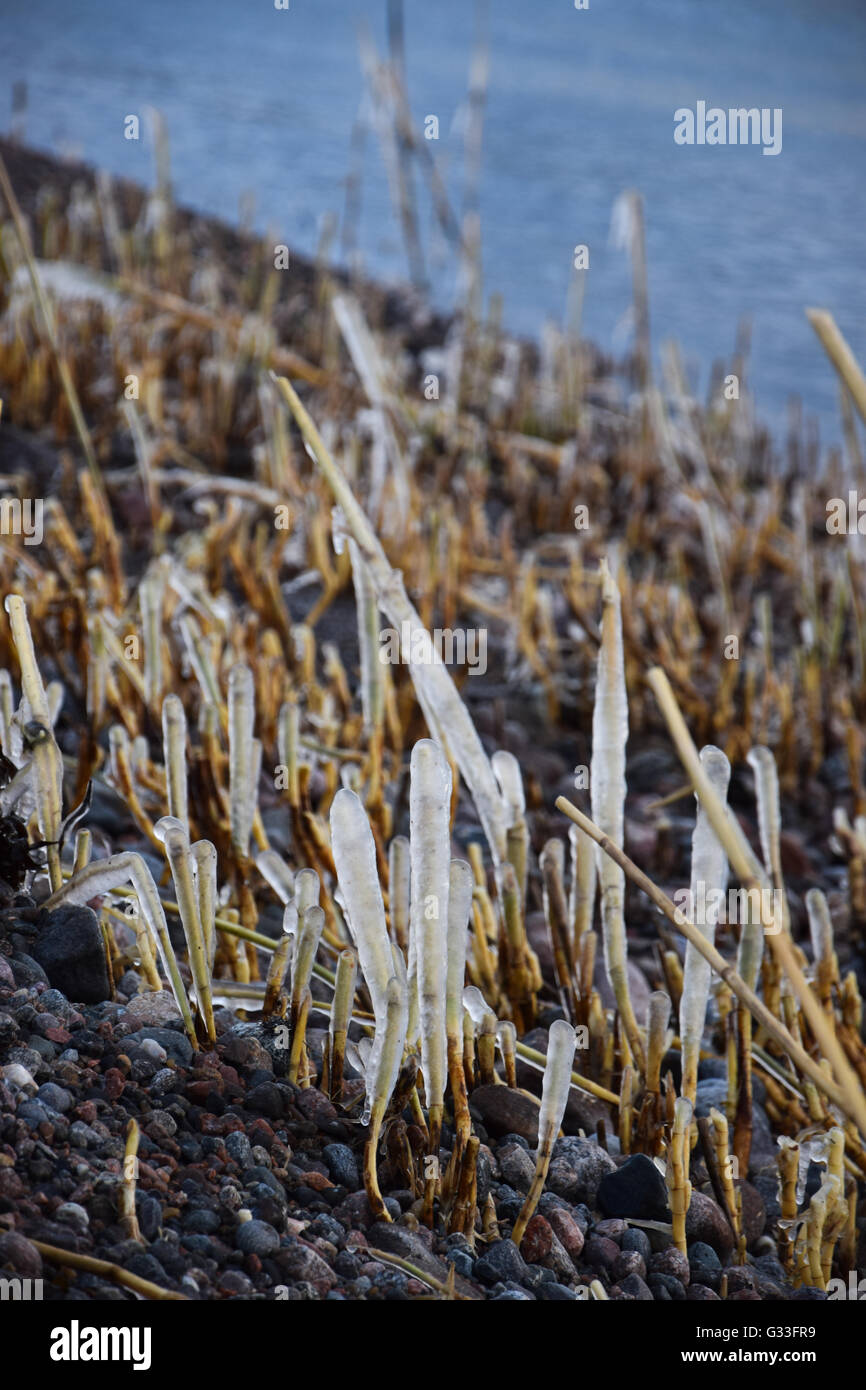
{"left": 30, "top": 906, "right": 110, "bottom": 1003}
{"left": 322, "top": 1142, "right": 360, "bottom": 1191}
{"left": 474, "top": 1238, "right": 528, "bottom": 1288}
{"left": 236, "top": 1219, "right": 280, "bottom": 1257}
{"left": 597, "top": 1153, "right": 671, "bottom": 1221}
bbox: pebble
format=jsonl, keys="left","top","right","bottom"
{"left": 614, "top": 1272, "right": 654, "bottom": 1301}
{"left": 124, "top": 1027, "right": 193, "bottom": 1067}
{"left": 545, "top": 1205, "right": 585, "bottom": 1259}
{"left": 497, "top": 1141, "right": 536, "bottom": 1194}
{"left": 537, "top": 1281, "right": 579, "bottom": 1300}
{"left": 612, "top": 1249, "right": 647, "bottom": 1282}
{"left": 684, "top": 1190, "right": 735, "bottom": 1261}
{"left": 123, "top": 993, "right": 184, "bottom": 1028}
{"left": 650, "top": 1246, "right": 690, "bottom": 1284}
{"left": 322, "top": 1142, "right": 359, "bottom": 1191}
{"left": 0, "top": 1231, "right": 42, "bottom": 1279}
{"left": 474, "top": 1238, "right": 528, "bottom": 1287}
{"left": 54, "top": 1202, "right": 89, "bottom": 1234}
{"left": 621, "top": 1227, "right": 652, "bottom": 1263}
{"left": 649, "top": 1272, "right": 687, "bottom": 1301}
{"left": 584, "top": 1234, "right": 619, "bottom": 1271}
{"left": 597, "top": 1154, "right": 670, "bottom": 1221}
{"left": 469, "top": 1084, "right": 539, "bottom": 1143}
{"left": 30, "top": 905, "right": 111, "bottom": 1003}
{"left": 546, "top": 1136, "right": 616, "bottom": 1206}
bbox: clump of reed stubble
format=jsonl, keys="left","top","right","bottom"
{"left": 1, "top": 147, "right": 866, "bottom": 1284}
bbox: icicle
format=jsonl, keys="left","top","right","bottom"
{"left": 161, "top": 694, "right": 188, "bottom": 828}
{"left": 155, "top": 818, "right": 215, "bottom": 1043}
{"left": 228, "top": 664, "right": 256, "bottom": 860}
{"left": 330, "top": 787, "right": 392, "bottom": 1023}
{"left": 348, "top": 538, "right": 384, "bottom": 737}
{"left": 4, "top": 596, "right": 63, "bottom": 888}
{"left": 537, "top": 1019, "right": 577, "bottom": 1153}
{"left": 388, "top": 834, "right": 410, "bottom": 952}
{"left": 410, "top": 739, "right": 451, "bottom": 1129}
{"left": 511, "top": 1019, "right": 576, "bottom": 1244}
{"left": 446, "top": 858, "right": 474, "bottom": 1044}
{"left": 589, "top": 559, "right": 642, "bottom": 1065}
{"left": 256, "top": 849, "right": 295, "bottom": 904}
{"left": 680, "top": 745, "right": 730, "bottom": 1104}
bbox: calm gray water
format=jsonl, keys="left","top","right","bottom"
{"left": 3, "top": 0, "right": 865, "bottom": 443}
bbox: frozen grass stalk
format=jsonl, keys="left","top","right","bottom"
{"left": 446, "top": 858, "right": 474, "bottom": 1159}
{"left": 680, "top": 745, "right": 730, "bottom": 1105}
{"left": 410, "top": 739, "right": 451, "bottom": 1220}
{"left": 330, "top": 787, "right": 393, "bottom": 1096}
{"left": 327, "top": 949, "right": 357, "bottom": 1100}
{"left": 192, "top": 839, "right": 218, "bottom": 974}
{"left": 666, "top": 1095, "right": 693, "bottom": 1254}
{"left": 228, "top": 663, "right": 257, "bottom": 861}
{"left": 364, "top": 959, "right": 409, "bottom": 1222}
{"left": 161, "top": 694, "right": 188, "bottom": 827}
{"left": 4, "top": 595, "right": 63, "bottom": 890}
{"left": 156, "top": 818, "right": 215, "bottom": 1044}
{"left": 388, "top": 834, "right": 410, "bottom": 951}
{"left": 288, "top": 904, "right": 325, "bottom": 1081}
{"left": 590, "top": 560, "right": 644, "bottom": 1068}
{"left": 263, "top": 919, "right": 293, "bottom": 1018}
{"left": 512, "top": 1019, "right": 576, "bottom": 1245}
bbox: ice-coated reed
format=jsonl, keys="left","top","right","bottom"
{"left": 228, "top": 663, "right": 257, "bottom": 861}
{"left": 155, "top": 817, "right": 215, "bottom": 1044}
{"left": 590, "top": 559, "right": 643, "bottom": 1066}
{"left": 4, "top": 595, "right": 63, "bottom": 889}
{"left": 161, "top": 693, "right": 188, "bottom": 827}
{"left": 680, "top": 745, "right": 730, "bottom": 1104}
{"left": 410, "top": 740, "right": 451, "bottom": 1152}
{"left": 512, "top": 1018, "right": 576, "bottom": 1244}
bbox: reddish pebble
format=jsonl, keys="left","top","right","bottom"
{"left": 44, "top": 1027, "right": 72, "bottom": 1046}
{"left": 520, "top": 1213, "right": 553, "bottom": 1264}
{"left": 546, "top": 1207, "right": 585, "bottom": 1260}
{"left": 104, "top": 1068, "right": 125, "bottom": 1100}
{"left": 303, "top": 1171, "right": 334, "bottom": 1192}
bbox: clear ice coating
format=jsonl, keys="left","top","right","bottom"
{"left": 680, "top": 745, "right": 730, "bottom": 1094}
{"left": 161, "top": 693, "right": 188, "bottom": 826}
{"left": 492, "top": 749, "right": 525, "bottom": 825}
{"left": 348, "top": 538, "right": 384, "bottom": 736}
{"left": 291, "top": 904, "right": 325, "bottom": 1008}
{"left": 154, "top": 819, "right": 214, "bottom": 1038}
{"left": 747, "top": 745, "right": 781, "bottom": 880}
{"left": 227, "top": 662, "right": 256, "bottom": 858}
{"left": 388, "top": 835, "right": 410, "bottom": 948}
{"left": 462, "top": 985, "right": 492, "bottom": 1028}
{"left": 590, "top": 558, "right": 629, "bottom": 986}
{"left": 410, "top": 739, "right": 452, "bottom": 1113}
{"left": 191, "top": 839, "right": 218, "bottom": 972}
{"left": 537, "top": 1019, "right": 576, "bottom": 1152}
{"left": 255, "top": 849, "right": 295, "bottom": 904}
{"left": 294, "top": 867, "right": 321, "bottom": 913}
{"left": 446, "top": 859, "right": 474, "bottom": 1040}
{"left": 330, "top": 787, "right": 392, "bottom": 1021}
{"left": 806, "top": 888, "right": 833, "bottom": 965}
{"left": 363, "top": 952, "right": 409, "bottom": 1126}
